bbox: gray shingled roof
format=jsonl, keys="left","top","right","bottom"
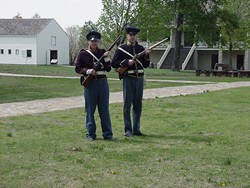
{"left": 0, "top": 19, "right": 53, "bottom": 35}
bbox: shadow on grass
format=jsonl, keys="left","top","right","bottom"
{"left": 103, "top": 133, "right": 214, "bottom": 145}
{"left": 80, "top": 127, "right": 214, "bottom": 144}
{"left": 132, "top": 134, "right": 214, "bottom": 143}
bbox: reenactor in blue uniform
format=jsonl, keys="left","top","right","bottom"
{"left": 112, "top": 26, "right": 151, "bottom": 137}
{"left": 75, "top": 31, "right": 113, "bottom": 141}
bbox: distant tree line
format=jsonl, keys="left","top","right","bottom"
{"left": 66, "top": 0, "right": 249, "bottom": 68}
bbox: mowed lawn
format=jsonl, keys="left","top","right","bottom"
{"left": 0, "top": 64, "right": 78, "bottom": 77}
{"left": 0, "top": 87, "right": 249, "bottom": 187}
{"left": 0, "top": 76, "right": 202, "bottom": 104}
{"left": 1, "top": 64, "right": 250, "bottom": 82}
{"left": 1, "top": 64, "right": 250, "bottom": 104}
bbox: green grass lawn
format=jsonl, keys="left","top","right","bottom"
{"left": 0, "top": 87, "right": 249, "bottom": 187}
{"left": 143, "top": 69, "right": 250, "bottom": 82}
{"left": 1, "top": 64, "right": 250, "bottom": 82}
{"left": 0, "top": 76, "right": 201, "bottom": 103}
{"left": 0, "top": 64, "right": 78, "bottom": 77}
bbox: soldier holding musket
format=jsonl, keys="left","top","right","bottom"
{"left": 75, "top": 31, "right": 113, "bottom": 141}
{"left": 112, "top": 26, "right": 151, "bottom": 137}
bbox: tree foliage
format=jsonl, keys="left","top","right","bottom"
{"left": 220, "top": 0, "right": 250, "bottom": 49}
{"left": 97, "top": 0, "right": 138, "bottom": 44}
{"left": 165, "top": 0, "right": 223, "bottom": 70}
{"left": 76, "top": 0, "right": 249, "bottom": 69}
{"left": 135, "top": 0, "right": 173, "bottom": 42}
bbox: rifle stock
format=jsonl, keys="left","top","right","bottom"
{"left": 117, "top": 38, "right": 168, "bottom": 78}
{"left": 82, "top": 75, "right": 93, "bottom": 87}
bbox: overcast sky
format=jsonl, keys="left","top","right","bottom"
{"left": 0, "top": 0, "right": 103, "bottom": 29}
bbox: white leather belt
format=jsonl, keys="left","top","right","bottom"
{"left": 96, "top": 71, "right": 106, "bottom": 75}
{"left": 127, "top": 70, "right": 144, "bottom": 74}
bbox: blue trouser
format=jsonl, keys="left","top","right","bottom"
{"left": 84, "top": 78, "right": 113, "bottom": 139}
{"left": 123, "top": 76, "right": 144, "bottom": 133}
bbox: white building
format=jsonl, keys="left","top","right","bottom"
{"left": 0, "top": 18, "right": 69, "bottom": 65}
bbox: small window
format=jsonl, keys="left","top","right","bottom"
{"left": 21, "top": 50, "right": 26, "bottom": 57}
{"left": 15, "top": 49, "right": 19, "bottom": 55}
{"left": 51, "top": 36, "right": 56, "bottom": 46}
{"left": 8, "top": 49, "right": 11, "bottom": 55}
{"left": 0, "top": 49, "right": 3, "bottom": 54}
{"left": 26, "top": 50, "right": 32, "bottom": 57}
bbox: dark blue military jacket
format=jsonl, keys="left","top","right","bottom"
{"left": 111, "top": 42, "right": 150, "bottom": 74}
{"left": 75, "top": 48, "right": 111, "bottom": 75}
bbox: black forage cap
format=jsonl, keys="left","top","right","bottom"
{"left": 86, "top": 31, "right": 101, "bottom": 41}
{"left": 125, "top": 26, "right": 140, "bottom": 35}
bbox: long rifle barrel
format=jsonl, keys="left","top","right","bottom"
{"left": 98, "top": 35, "right": 121, "bottom": 61}
{"left": 136, "top": 38, "right": 169, "bottom": 57}
{"left": 107, "top": 35, "right": 121, "bottom": 51}
{"left": 148, "top": 37, "right": 169, "bottom": 50}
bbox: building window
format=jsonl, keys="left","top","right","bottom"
{"left": 8, "top": 49, "right": 11, "bottom": 55}
{"left": 26, "top": 50, "right": 32, "bottom": 57}
{"left": 15, "top": 49, "right": 19, "bottom": 55}
{"left": 0, "top": 49, "right": 3, "bottom": 54}
{"left": 51, "top": 36, "right": 56, "bottom": 46}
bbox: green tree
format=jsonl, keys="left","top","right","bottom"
{"left": 97, "top": 0, "right": 138, "bottom": 45}
{"left": 97, "top": 0, "right": 248, "bottom": 71}
{"left": 224, "top": 0, "right": 250, "bottom": 49}
{"left": 135, "top": 0, "right": 173, "bottom": 42}
{"left": 217, "top": 9, "right": 239, "bottom": 68}
{"left": 135, "top": 0, "right": 222, "bottom": 71}
{"left": 216, "top": 0, "right": 250, "bottom": 69}
{"left": 170, "top": 0, "right": 222, "bottom": 70}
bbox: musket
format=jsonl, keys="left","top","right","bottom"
{"left": 117, "top": 37, "right": 169, "bottom": 77}
{"left": 82, "top": 35, "right": 121, "bottom": 87}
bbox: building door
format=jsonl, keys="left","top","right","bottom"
{"left": 211, "top": 54, "right": 218, "bottom": 70}
{"left": 50, "top": 50, "right": 58, "bottom": 64}
{"left": 237, "top": 55, "right": 244, "bottom": 70}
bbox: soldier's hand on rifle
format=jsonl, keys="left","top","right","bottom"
{"left": 87, "top": 69, "right": 96, "bottom": 76}
{"left": 103, "top": 51, "right": 110, "bottom": 57}
{"left": 103, "top": 51, "right": 111, "bottom": 63}
{"left": 128, "top": 59, "right": 136, "bottom": 66}
{"left": 93, "top": 63, "right": 102, "bottom": 70}
{"left": 145, "top": 48, "right": 151, "bottom": 54}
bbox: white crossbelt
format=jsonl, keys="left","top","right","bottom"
{"left": 118, "top": 47, "right": 143, "bottom": 67}
{"left": 127, "top": 70, "right": 144, "bottom": 74}
{"left": 85, "top": 49, "right": 104, "bottom": 69}
{"left": 86, "top": 50, "right": 100, "bottom": 62}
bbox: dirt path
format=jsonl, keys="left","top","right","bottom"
{"left": 0, "top": 81, "right": 250, "bottom": 117}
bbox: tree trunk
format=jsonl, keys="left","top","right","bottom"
{"left": 172, "top": 12, "right": 184, "bottom": 71}
{"left": 69, "top": 54, "right": 74, "bottom": 66}
{"left": 229, "top": 40, "right": 233, "bottom": 69}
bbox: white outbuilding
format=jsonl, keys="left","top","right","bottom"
{"left": 0, "top": 18, "right": 69, "bottom": 65}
